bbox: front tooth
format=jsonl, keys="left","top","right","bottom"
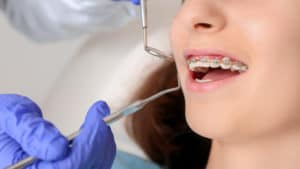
{"left": 189, "top": 61, "right": 201, "bottom": 70}
{"left": 189, "top": 62, "right": 209, "bottom": 73}
{"left": 210, "top": 58, "right": 221, "bottom": 68}
{"left": 188, "top": 58, "right": 198, "bottom": 64}
{"left": 220, "top": 57, "right": 232, "bottom": 70}
{"left": 199, "top": 57, "right": 210, "bottom": 68}
{"left": 188, "top": 61, "right": 196, "bottom": 70}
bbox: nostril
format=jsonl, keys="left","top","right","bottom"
{"left": 194, "top": 23, "right": 213, "bottom": 29}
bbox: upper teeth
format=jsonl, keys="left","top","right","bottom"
{"left": 210, "top": 59, "right": 221, "bottom": 68}
{"left": 220, "top": 57, "right": 231, "bottom": 69}
{"left": 188, "top": 56, "right": 248, "bottom": 73}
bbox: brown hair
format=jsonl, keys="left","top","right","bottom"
{"left": 126, "top": 61, "right": 212, "bottom": 169}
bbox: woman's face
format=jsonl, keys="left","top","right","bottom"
{"left": 171, "top": 0, "right": 300, "bottom": 142}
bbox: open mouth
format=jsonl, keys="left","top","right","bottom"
{"left": 187, "top": 55, "right": 248, "bottom": 84}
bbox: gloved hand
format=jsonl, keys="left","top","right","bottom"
{"left": 131, "top": 0, "right": 141, "bottom": 5}
{"left": 0, "top": 94, "right": 116, "bottom": 169}
{"left": 0, "top": 0, "right": 140, "bottom": 42}
{"left": 113, "top": 0, "right": 140, "bottom": 5}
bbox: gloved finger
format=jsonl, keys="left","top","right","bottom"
{"left": 99, "top": 132, "right": 116, "bottom": 169}
{"left": 71, "top": 101, "right": 116, "bottom": 167}
{"left": 87, "top": 131, "right": 116, "bottom": 169}
{"left": 0, "top": 94, "right": 68, "bottom": 161}
{"left": 80, "top": 100, "right": 110, "bottom": 129}
{"left": 92, "top": 113, "right": 116, "bottom": 169}
{"left": 0, "top": 133, "right": 28, "bottom": 169}
{"left": 33, "top": 101, "right": 116, "bottom": 169}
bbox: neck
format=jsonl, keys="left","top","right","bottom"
{"left": 205, "top": 129, "right": 300, "bottom": 169}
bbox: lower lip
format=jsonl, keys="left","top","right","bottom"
{"left": 185, "top": 71, "right": 243, "bottom": 93}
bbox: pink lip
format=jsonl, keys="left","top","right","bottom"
{"left": 184, "top": 49, "right": 242, "bottom": 62}
{"left": 183, "top": 48, "right": 247, "bottom": 93}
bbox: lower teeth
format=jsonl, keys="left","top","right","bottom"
{"left": 195, "top": 78, "right": 212, "bottom": 83}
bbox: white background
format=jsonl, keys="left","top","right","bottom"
{"left": 0, "top": 15, "right": 85, "bottom": 105}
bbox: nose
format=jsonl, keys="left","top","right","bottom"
{"left": 179, "top": 0, "right": 226, "bottom": 33}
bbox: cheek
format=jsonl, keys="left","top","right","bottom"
{"left": 170, "top": 20, "right": 190, "bottom": 84}
{"left": 170, "top": 20, "right": 188, "bottom": 58}
{"left": 238, "top": 14, "right": 300, "bottom": 135}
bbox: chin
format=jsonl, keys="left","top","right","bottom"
{"left": 185, "top": 101, "right": 240, "bottom": 140}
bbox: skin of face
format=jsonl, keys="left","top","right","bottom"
{"left": 171, "top": 0, "right": 300, "bottom": 144}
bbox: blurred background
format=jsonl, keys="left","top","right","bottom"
{"left": 0, "top": 15, "right": 85, "bottom": 105}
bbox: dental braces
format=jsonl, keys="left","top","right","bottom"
{"left": 188, "top": 57, "right": 248, "bottom": 73}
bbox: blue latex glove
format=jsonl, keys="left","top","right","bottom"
{"left": 0, "top": 94, "right": 116, "bottom": 169}
{"left": 131, "top": 0, "right": 140, "bottom": 5}
{"left": 113, "top": 0, "right": 140, "bottom": 5}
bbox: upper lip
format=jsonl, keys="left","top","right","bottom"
{"left": 184, "top": 48, "right": 247, "bottom": 64}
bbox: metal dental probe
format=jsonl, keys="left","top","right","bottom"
{"left": 6, "top": 79, "right": 180, "bottom": 169}
{"left": 7, "top": 0, "right": 181, "bottom": 168}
